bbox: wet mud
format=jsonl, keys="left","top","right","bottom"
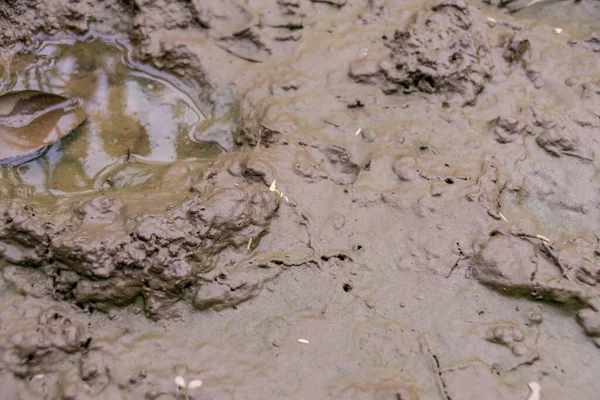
{"left": 1, "top": 0, "right": 600, "bottom": 399}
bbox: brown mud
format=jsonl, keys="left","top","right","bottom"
{"left": 0, "top": 0, "right": 600, "bottom": 399}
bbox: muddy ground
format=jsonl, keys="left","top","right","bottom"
{"left": 0, "top": 0, "right": 600, "bottom": 399}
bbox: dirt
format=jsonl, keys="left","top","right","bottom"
{"left": 0, "top": 0, "right": 600, "bottom": 399}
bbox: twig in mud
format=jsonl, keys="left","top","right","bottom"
{"left": 514, "top": 232, "right": 576, "bottom": 283}
{"left": 504, "top": 353, "right": 539, "bottom": 373}
{"left": 269, "top": 180, "right": 289, "bottom": 202}
{"left": 498, "top": 211, "right": 508, "bottom": 222}
{"left": 446, "top": 243, "right": 465, "bottom": 278}
{"left": 446, "top": 256, "right": 462, "bottom": 278}
{"left": 324, "top": 120, "right": 340, "bottom": 128}
{"left": 540, "top": 241, "right": 570, "bottom": 279}
{"left": 440, "top": 362, "right": 477, "bottom": 373}
{"left": 419, "top": 336, "right": 452, "bottom": 400}
{"left": 126, "top": 148, "right": 131, "bottom": 163}
{"left": 512, "top": 231, "right": 550, "bottom": 243}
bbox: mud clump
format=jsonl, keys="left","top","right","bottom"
{"left": 1, "top": 181, "right": 280, "bottom": 317}
{"left": 488, "top": 116, "right": 531, "bottom": 143}
{"left": 472, "top": 232, "right": 600, "bottom": 338}
{"left": 536, "top": 124, "right": 594, "bottom": 161}
{"left": 350, "top": 1, "right": 493, "bottom": 106}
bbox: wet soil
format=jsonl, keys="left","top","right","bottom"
{"left": 1, "top": 0, "right": 600, "bottom": 399}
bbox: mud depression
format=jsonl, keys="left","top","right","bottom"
{"left": 0, "top": 0, "right": 600, "bottom": 399}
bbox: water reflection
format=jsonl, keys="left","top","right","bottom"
{"left": 6, "top": 40, "right": 223, "bottom": 195}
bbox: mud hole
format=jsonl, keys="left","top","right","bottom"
{"left": 1, "top": 0, "right": 600, "bottom": 399}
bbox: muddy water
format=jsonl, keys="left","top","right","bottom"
{"left": 6, "top": 40, "right": 222, "bottom": 195}
{"left": 1, "top": 1, "right": 600, "bottom": 399}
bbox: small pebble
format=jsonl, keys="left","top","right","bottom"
{"left": 527, "top": 311, "right": 543, "bottom": 325}
{"left": 511, "top": 343, "right": 528, "bottom": 356}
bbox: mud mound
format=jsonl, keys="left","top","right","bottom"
{"left": 0, "top": 306, "right": 91, "bottom": 378}
{"left": 1, "top": 180, "right": 281, "bottom": 317}
{"left": 350, "top": 1, "right": 493, "bottom": 106}
{"left": 472, "top": 231, "right": 600, "bottom": 342}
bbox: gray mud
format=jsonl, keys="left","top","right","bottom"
{"left": 1, "top": 0, "right": 600, "bottom": 399}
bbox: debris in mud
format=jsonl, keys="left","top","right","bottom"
{"left": 269, "top": 179, "right": 289, "bottom": 201}
{"left": 349, "top": 1, "right": 493, "bottom": 106}
{"left": 175, "top": 375, "right": 203, "bottom": 400}
{"left": 0, "top": 90, "right": 86, "bottom": 163}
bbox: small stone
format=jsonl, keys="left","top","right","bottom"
{"left": 360, "top": 129, "right": 377, "bottom": 142}
{"left": 511, "top": 343, "right": 528, "bottom": 356}
{"left": 527, "top": 311, "right": 543, "bottom": 325}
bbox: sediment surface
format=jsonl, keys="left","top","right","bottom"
{"left": 1, "top": 0, "right": 600, "bottom": 399}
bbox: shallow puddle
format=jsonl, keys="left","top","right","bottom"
{"left": 4, "top": 40, "right": 224, "bottom": 195}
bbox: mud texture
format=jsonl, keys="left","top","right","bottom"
{"left": 1, "top": 0, "right": 600, "bottom": 399}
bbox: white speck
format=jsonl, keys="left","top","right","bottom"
{"left": 355, "top": 128, "right": 362, "bottom": 136}
{"left": 487, "top": 17, "right": 496, "bottom": 23}
{"left": 269, "top": 180, "right": 277, "bottom": 192}
{"left": 33, "top": 374, "right": 45, "bottom": 380}
{"left": 247, "top": 238, "right": 253, "bottom": 250}
{"left": 297, "top": 338, "right": 309, "bottom": 344}
{"left": 498, "top": 211, "right": 508, "bottom": 222}
{"left": 527, "top": 382, "right": 541, "bottom": 400}
{"left": 554, "top": 28, "right": 563, "bottom": 34}
{"left": 174, "top": 376, "right": 186, "bottom": 389}
{"left": 188, "top": 380, "right": 203, "bottom": 389}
